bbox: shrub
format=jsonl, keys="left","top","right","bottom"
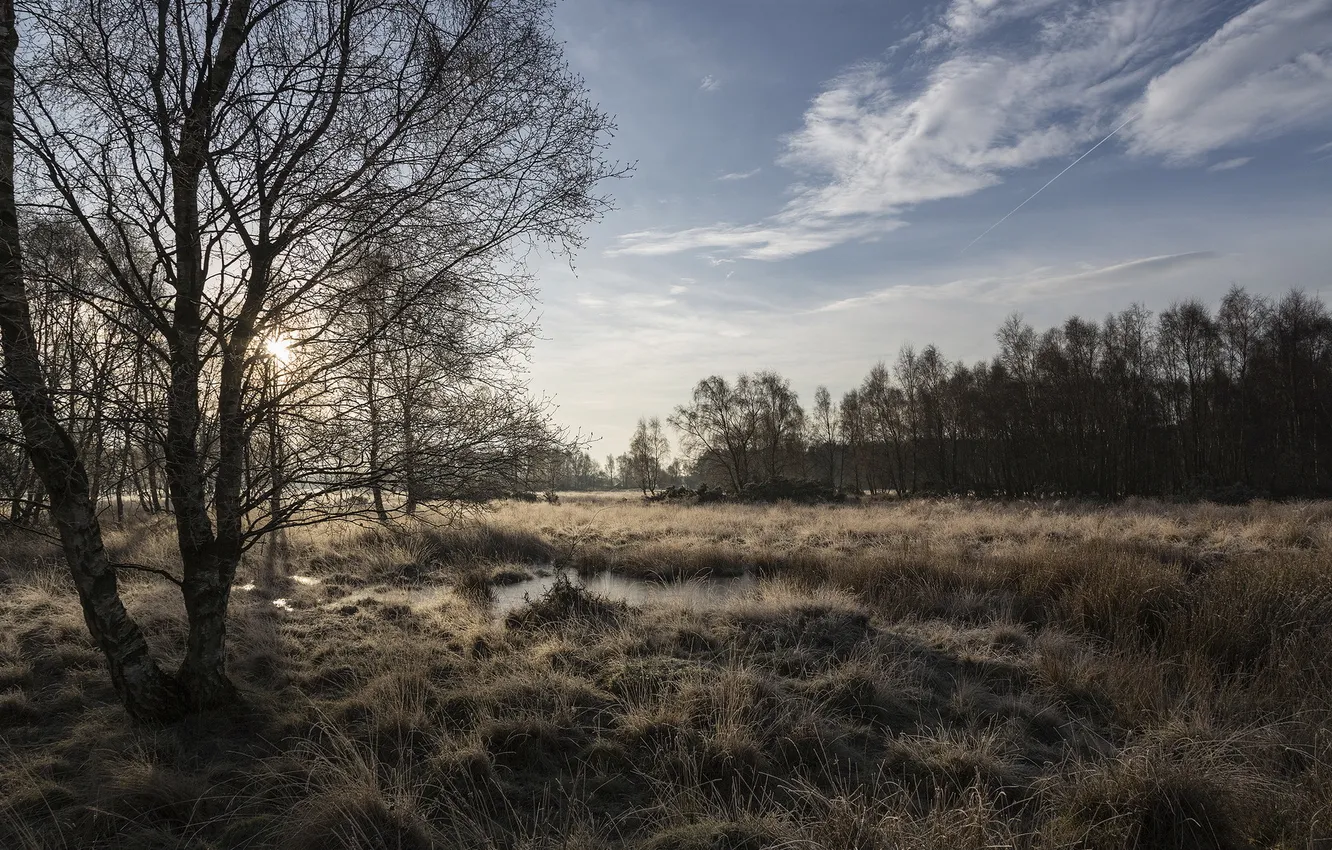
{"left": 504, "top": 574, "right": 629, "bottom": 631}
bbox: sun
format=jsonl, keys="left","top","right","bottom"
{"left": 265, "top": 335, "right": 293, "bottom": 365}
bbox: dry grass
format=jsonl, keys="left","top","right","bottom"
{"left": 2, "top": 497, "right": 1331, "bottom": 848}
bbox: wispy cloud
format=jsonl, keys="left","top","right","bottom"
{"left": 613, "top": 0, "right": 1332, "bottom": 262}
{"left": 699, "top": 75, "right": 720, "bottom": 92}
{"left": 1127, "top": 0, "right": 1332, "bottom": 162}
{"left": 718, "top": 168, "right": 761, "bottom": 181}
{"left": 611, "top": 217, "right": 901, "bottom": 261}
{"left": 1208, "top": 156, "right": 1253, "bottom": 172}
{"left": 669, "top": 284, "right": 689, "bottom": 295}
{"left": 815, "top": 252, "right": 1220, "bottom": 312}
{"left": 1010, "top": 252, "right": 1221, "bottom": 298}
{"left": 920, "top": 0, "right": 1065, "bottom": 49}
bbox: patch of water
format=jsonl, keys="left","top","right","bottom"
{"left": 241, "top": 567, "right": 756, "bottom": 618}
{"left": 492, "top": 568, "right": 757, "bottom": 617}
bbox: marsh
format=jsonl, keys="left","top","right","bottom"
{"left": 2, "top": 495, "right": 1330, "bottom": 848}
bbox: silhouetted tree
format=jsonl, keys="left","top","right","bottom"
{"left": 628, "top": 416, "right": 670, "bottom": 495}
{"left": 809, "top": 386, "right": 839, "bottom": 487}
{"left": 3, "top": 0, "right": 621, "bottom": 719}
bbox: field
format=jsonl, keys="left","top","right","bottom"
{"left": 2, "top": 495, "right": 1332, "bottom": 848}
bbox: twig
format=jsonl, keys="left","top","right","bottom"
{"left": 111, "top": 562, "right": 183, "bottom": 587}
{"left": 0, "top": 514, "right": 61, "bottom": 543}
{"left": 561, "top": 505, "right": 608, "bottom": 568}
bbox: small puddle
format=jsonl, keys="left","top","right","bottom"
{"left": 492, "top": 568, "right": 758, "bottom": 617}
{"left": 238, "top": 568, "right": 757, "bottom": 618}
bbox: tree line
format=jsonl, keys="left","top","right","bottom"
{"left": 648, "top": 287, "right": 1332, "bottom": 500}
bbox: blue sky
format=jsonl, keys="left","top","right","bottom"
{"left": 527, "top": 0, "right": 1332, "bottom": 455}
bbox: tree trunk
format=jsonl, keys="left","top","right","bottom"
{"left": 177, "top": 547, "right": 238, "bottom": 709}
{"left": 261, "top": 355, "right": 287, "bottom": 582}
{"left": 159, "top": 0, "right": 253, "bottom": 711}
{"left": 115, "top": 441, "right": 126, "bottom": 522}
{"left": 0, "top": 2, "right": 181, "bottom": 722}
{"left": 403, "top": 395, "right": 418, "bottom": 514}
{"left": 366, "top": 301, "right": 388, "bottom": 522}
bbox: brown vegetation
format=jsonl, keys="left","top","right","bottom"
{"left": 3, "top": 496, "right": 1331, "bottom": 847}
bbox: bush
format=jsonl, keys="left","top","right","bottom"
{"left": 737, "top": 478, "right": 844, "bottom": 505}
{"left": 644, "top": 484, "right": 731, "bottom": 504}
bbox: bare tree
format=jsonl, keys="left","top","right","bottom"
{"left": 669, "top": 375, "right": 757, "bottom": 492}
{"left": 669, "top": 372, "right": 806, "bottom": 491}
{"left": 859, "top": 365, "right": 905, "bottom": 495}
{"left": 5, "top": 0, "right": 622, "bottom": 718}
{"left": 628, "top": 415, "right": 669, "bottom": 495}
{"left": 751, "top": 370, "right": 804, "bottom": 480}
{"left": 0, "top": 0, "right": 181, "bottom": 720}
{"left": 809, "top": 386, "right": 839, "bottom": 487}
{"left": 838, "top": 388, "right": 866, "bottom": 495}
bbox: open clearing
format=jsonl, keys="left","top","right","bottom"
{"left": 2, "top": 496, "right": 1331, "bottom": 848}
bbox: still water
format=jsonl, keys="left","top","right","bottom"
{"left": 491, "top": 568, "right": 758, "bottom": 616}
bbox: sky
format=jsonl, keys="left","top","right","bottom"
{"left": 526, "top": 0, "right": 1332, "bottom": 455}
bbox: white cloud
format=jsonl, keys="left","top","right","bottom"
{"left": 1207, "top": 156, "right": 1253, "bottom": 171}
{"left": 1009, "top": 251, "right": 1220, "bottom": 298}
{"left": 718, "top": 168, "right": 761, "bottom": 181}
{"left": 814, "top": 277, "right": 988, "bottom": 313}
{"left": 669, "top": 284, "right": 689, "bottom": 295}
{"left": 1128, "top": 0, "right": 1332, "bottom": 162}
{"left": 815, "top": 252, "right": 1220, "bottom": 312}
{"left": 610, "top": 216, "right": 902, "bottom": 261}
{"left": 921, "top": 0, "right": 1065, "bottom": 49}
{"left": 700, "top": 75, "right": 720, "bottom": 92}
{"left": 612, "top": 0, "right": 1332, "bottom": 262}
{"left": 615, "top": 0, "right": 1195, "bottom": 260}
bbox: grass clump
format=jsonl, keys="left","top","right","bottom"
{"left": 504, "top": 574, "right": 630, "bottom": 631}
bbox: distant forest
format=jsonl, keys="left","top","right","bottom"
{"left": 556, "top": 286, "right": 1332, "bottom": 500}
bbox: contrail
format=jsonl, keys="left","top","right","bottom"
{"left": 961, "top": 113, "right": 1138, "bottom": 254}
